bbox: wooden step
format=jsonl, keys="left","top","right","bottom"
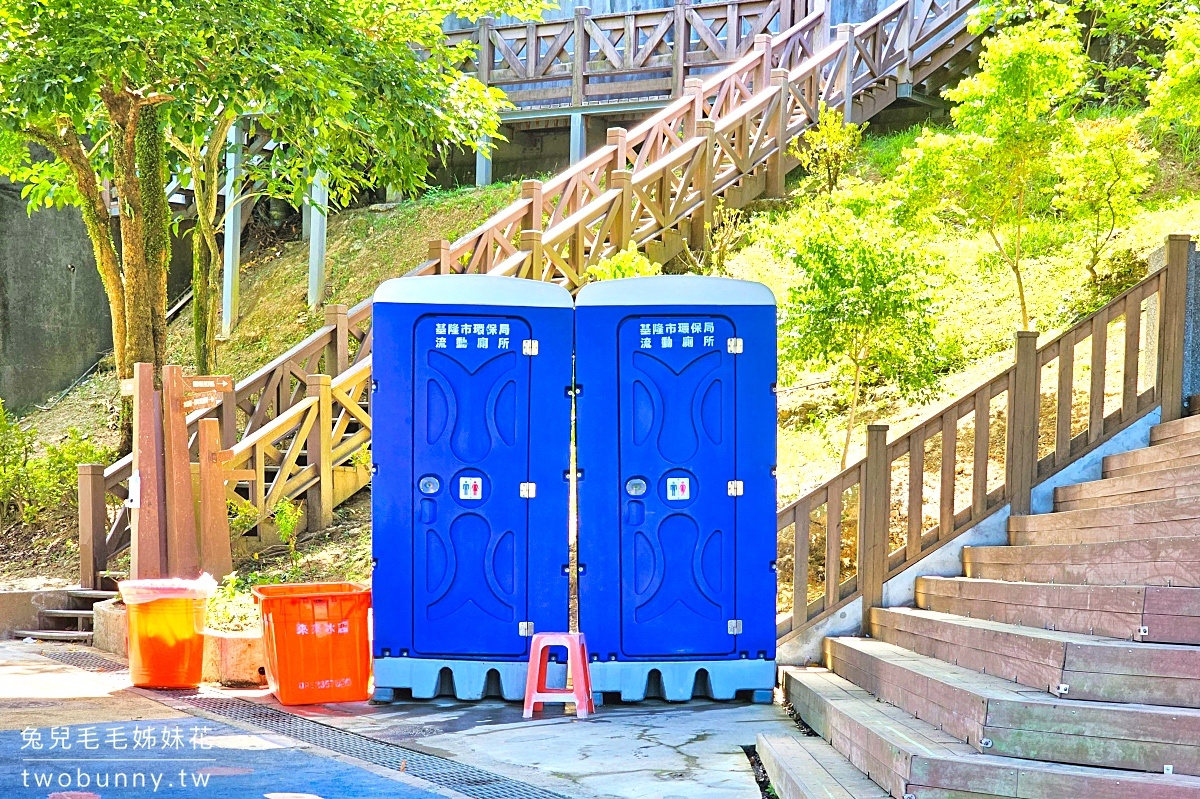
{"left": 964, "top": 536, "right": 1200, "bottom": 588}
{"left": 783, "top": 666, "right": 1200, "bottom": 799}
{"left": 1150, "top": 415, "right": 1200, "bottom": 446}
{"left": 1102, "top": 436, "right": 1200, "bottom": 479}
{"left": 1054, "top": 464, "right": 1200, "bottom": 511}
{"left": 871, "top": 606, "right": 1200, "bottom": 708}
{"left": 10, "top": 629, "right": 94, "bottom": 643}
{"left": 1008, "top": 496, "right": 1200, "bottom": 546}
{"left": 826, "top": 636, "right": 1200, "bottom": 775}
{"left": 915, "top": 576, "right": 1200, "bottom": 643}
{"left": 757, "top": 733, "right": 889, "bottom": 799}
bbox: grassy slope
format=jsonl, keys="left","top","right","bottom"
{"left": 730, "top": 127, "right": 1200, "bottom": 507}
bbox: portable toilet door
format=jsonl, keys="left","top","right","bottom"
{"left": 575, "top": 275, "right": 777, "bottom": 703}
{"left": 370, "top": 275, "right": 573, "bottom": 702}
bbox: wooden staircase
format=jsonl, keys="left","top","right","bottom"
{"left": 762, "top": 409, "right": 1200, "bottom": 797}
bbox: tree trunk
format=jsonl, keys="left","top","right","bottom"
{"left": 841, "top": 356, "right": 863, "bottom": 470}
{"left": 137, "top": 105, "right": 171, "bottom": 375}
{"left": 104, "top": 87, "right": 171, "bottom": 451}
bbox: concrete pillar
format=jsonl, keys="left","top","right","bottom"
{"left": 570, "top": 112, "right": 587, "bottom": 165}
{"left": 307, "top": 170, "right": 329, "bottom": 310}
{"left": 221, "top": 120, "right": 243, "bottom": 337}
{"left": 476, "top": 136, "right": 493, "bottom": 187}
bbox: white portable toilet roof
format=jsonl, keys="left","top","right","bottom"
{"left": 374, "top": 274, "right": 574, "bottom": 308}
{"left": 575, "top": 275, "right": 775, "bottom": 307}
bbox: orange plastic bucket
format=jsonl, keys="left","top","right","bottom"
{"left": 252, "top": 582, "right": 371, "bottom": 706}
{"left": 119, "top": 576, "right": 216, "bottom": 689}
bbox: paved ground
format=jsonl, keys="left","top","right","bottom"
{"left": 0, "top": 640, "right": 788, "bottom": 799}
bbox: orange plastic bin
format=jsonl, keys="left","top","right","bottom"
{"left": 252, "top": 582, "right": 371, "bottom": 705}
{"left": 119, "top": 575, "right": 216, "bottom": 689}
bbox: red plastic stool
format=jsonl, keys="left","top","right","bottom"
{"left": 523, "top": 632, "right": 596, "bottom": 719}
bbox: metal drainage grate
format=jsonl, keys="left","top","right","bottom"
{"left": 172, "top": 694, "right": 570, "bottom": 799}
{"left": 39, "top": 649, "right": 129, "bottom": 674}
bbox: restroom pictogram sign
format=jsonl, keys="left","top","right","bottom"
{"left": 460, "top": 476, "right": 483, "bottom": 500}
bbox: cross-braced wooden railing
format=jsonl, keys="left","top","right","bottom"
{"left": 449, "top": 0, "right": 810, "bottom": 109}
{"left": 79, "top": 0, "right": 979, "bottom": 588}
{"left": 776, "top": 235, "right": 1191, "bottom": 644}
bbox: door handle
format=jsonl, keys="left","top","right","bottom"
{"left": 624, "top": 500, "right": 644, "bottom": 526}
{"left": 420, "top": 498, "right": 437, "bottom": 524}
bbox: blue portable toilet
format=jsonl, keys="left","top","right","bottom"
{"left": 371, "top": 275, "right": 572, "bottom": 701}
{"left": 575, "top": 275, "right": 777, "bottom": 702}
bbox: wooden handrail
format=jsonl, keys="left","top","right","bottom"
{"left": 777, "top": 243, "right": 1191, "bottom": 644}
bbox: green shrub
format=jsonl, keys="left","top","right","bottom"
{"left": 0, "top": 401, "right": 114, "bottom": 525}
{"left": 585, "top": 242, "right": 661, "bottom": 281}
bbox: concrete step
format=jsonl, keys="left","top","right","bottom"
{"left": 11, "top": 629, "right": 94, "bottom": 643}
{"left": 1054, "top": 464, "right": 1200, "bottom": 511}
{"left": 964, "top": 535, "right": 1200, "bottom": 588}
{"left": 826, "top": 636, "right": 1200, "bottom": 775}
{"left": 915, "top": 576, "right": 1200, "bottom": 644}
{"left": 1150, "top": 415, "right": 1200, "bottom": 446}
{"left": 870, "top": 606, "right": 1200, "bottom": 708}
{"left": 41, "top": 609, "right": 94, "bottom": 619}
{"left": 1008, "top": 496, "right": 1200, "bottom": 546}
{"left": 1102, "top": 436, "right": 1200, "bottom": 479}
{"left": 67, "top": 589, "right": 118, "bottom": 602}
{"left": 783, "top": 666, "right": 1200, "bottom": 798}
{"left": 757, "top": 733, "right": 889, "bottom": 799}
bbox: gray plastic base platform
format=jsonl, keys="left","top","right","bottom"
{"left": 588, "top": 659, "right": 776, "bottom": 703}
{"left": 373, "top": 657, "right": 566, "bottom": 702}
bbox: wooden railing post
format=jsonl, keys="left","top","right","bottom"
{"left": 606, "top": 126, "right": 628, "bottom": 175}
{"left": 1160, "top": 234, "right": 1191, "bottom": 423}
{"left": 753, "top": 33, "right": 773, "bottom": 90}
{"left": 197, "top": 418, "right": 233, "bottom": 579}
{"left": 691, "top": 120, "right": 716, "bottom": 247}
{"left": 324, "top": 303, "right": 349, "bottom": 378}
{"left": 683, "top": 78, "right": 704, "bottom": 138}
{"left": 1007, "top": 330, "right": 1040, "bottom": 516}
{"left": 766, "top": 68, "right": 790, "bottom": 198}
{"left": 859, "top": 424, "right": 889, "bottom": 633}
{"left": 429, "top": 239, "right": 451, "bottom": 275}
{"left": 219, "top": 388, "right": 238, "bottom": 449}
{"left": 521, "top": 179, "right": 543, "bottom": 231}
{"left": 78, "top": 464, "right": 108, "bottom": 590}
{"left": 837, "top": 24, "right": 856, "bottom": 123}
{"left": 520, "top": 229, "right": 544, "bottom": 280}
{"left": 672, "top": 0, "right": 688, "bottom": 95}
{"left": 130, "top": 361, "right": 168, "bottom": 579}
{"left": 812, "top": 0, "right": 830, "bottom": 50}
{"left": 477, "top": 16, "right": 494, "bottom": 86}
{"left": 610, "top": 170, "right": 633, "bottom": 249}
{"left": 779, "top": 0, "right": 793, "bottom": 34}
{"left": 572, "top": 7, "right": 590, "bottom": 106}
{"left": 305, "top": 374, "right": 334, "bottom": 532}
{"left": 896, "top": 0, "right": 913, "bottom": 83}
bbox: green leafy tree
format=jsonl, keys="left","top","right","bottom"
{"left": 0, "top": 0, "right": 533, "bottom": 412}
{"left": 777, "top": 209, "right": 943, "bottom": 468}
{"left": 789, "top": 102, "right": 867, "bottom": 195}
{"left": 164, "top": 0, "right": 525, "bottom": 373}
{"left": 1147, "top": 14, "right": 1200, "bottom": 162}
{"left": 1052, "top": 116, "right": 1156, "bottom": 279}
{"left": 899, "top": 20, "right": 1087, "bottom": 330}
{"left": 975, "top": 0, "right": 1185, "bottom": 101}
